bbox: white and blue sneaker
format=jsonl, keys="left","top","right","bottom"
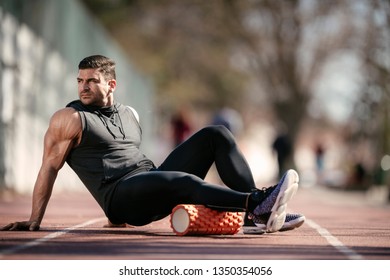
{"left": 248, "top": 169, "right": 299, "bottom": 233}
{"left": 243, "top": 213, "right": 305, "bottom": 234}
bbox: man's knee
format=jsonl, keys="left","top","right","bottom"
{"left": 202, "top": 125, "right": 235, "bottom": 146}
{"left": 201, "top": 125, "right": 231, "bottom": 139}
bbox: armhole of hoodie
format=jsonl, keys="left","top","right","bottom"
{"left": 77, "top": 110, "right": 86, "bottom": 130}
{"left": 76, "top": 110, "right": 87, "bottom": 145}
{"left": 127, "top": 106, "right": 140, "bottom": 123}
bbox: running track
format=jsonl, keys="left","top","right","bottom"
{"left": 0, "top": 186, "right": 389, "bottom": 260}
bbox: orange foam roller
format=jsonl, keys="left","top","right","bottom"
{"left": 170, "top": 204, "right": 243, "bottom": 236}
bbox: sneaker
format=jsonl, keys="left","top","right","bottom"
{"left": 243, "top": 213, "right": 305, "bottom": 234}
{"left": 249, "top": 169, "right": 299, "bottom": 233}
{"left": 279, "top": 213, "right": 306, "bottom": 231}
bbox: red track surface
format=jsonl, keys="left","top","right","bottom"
{"left": 0, "top": 186, "right": 389, "bottom": 260}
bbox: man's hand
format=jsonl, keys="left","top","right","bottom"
{"left": 103, "top": 219, "right": 129, "bottom": 228}
{"left": 1, "top": 220, "right": 40, "bottom": 231}
{"left": 103, "top": 219, "right": 126, "bottom": 228}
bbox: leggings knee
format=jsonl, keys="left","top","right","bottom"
{"left": 201, "top": 125, "right": 235, "bottom": 146}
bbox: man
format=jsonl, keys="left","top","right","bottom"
{"left": 1, "top": 55, "right": 304, "bottom": 234}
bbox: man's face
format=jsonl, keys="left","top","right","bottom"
{"left": 77, "top": 68, "right": 116, "bottom": 107}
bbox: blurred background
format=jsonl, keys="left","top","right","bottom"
{"left": 1, "top": 0, "right": 389, "bottom": 204}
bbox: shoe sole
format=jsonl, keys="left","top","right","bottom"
{"left": 265, "top": 169, "right": 299, "bottom": 233}
{"left": 242, "top": 227, "right": 266, "bottom": 235}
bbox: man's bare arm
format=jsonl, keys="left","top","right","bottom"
{"left": 1, "top": 108, "right": 82, "bottom": 231}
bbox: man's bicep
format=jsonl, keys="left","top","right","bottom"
{"left": 42, "top": 128, "right": 71, "bottom": 171}
{"left": 42, "top": 110, "right": 81, "bottom": 171}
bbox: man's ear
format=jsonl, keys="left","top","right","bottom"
{"left": 108, "top": 79, "right": 117, "bottom": 92}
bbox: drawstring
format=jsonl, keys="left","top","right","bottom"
{"left": 93, "top": 103, "right": 126, "bottom": 140}
{"left": 114, "top": 104, "right": 126, "bottom": 140}
{"left": 96, "top": 110, "right": 117, "bottom": 139}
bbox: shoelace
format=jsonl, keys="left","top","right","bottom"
{"left": 248, "top": 212, "right": 270, "bottom": 224}
{"left": 247, "top": 184, "right": 278, "bottom": 223}
{"left": 251, "top": 184, "right": 277, "bottom": 202}
{"left": 262, "top": 184, "right": 277, "bottom": 195}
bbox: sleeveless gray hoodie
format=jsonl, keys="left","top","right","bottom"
{"left": 66, "top": 100, "right": 155, "bottom": 215}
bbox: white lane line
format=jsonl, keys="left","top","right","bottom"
{"left": 0, "top": 217, "right": 106, "bottom": 258}
{"left": 305, "top": 218, "right": 364, "bottom": 260}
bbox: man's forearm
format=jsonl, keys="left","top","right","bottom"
{"left": 29, "top": 169, "right": 57, "bottom": 223}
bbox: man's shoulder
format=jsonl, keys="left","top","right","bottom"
{"left": 117, "top": 103, "right": 139, "bottom": 123}
{"left": 48, "top": 108, "right": 82, "bottom": 140}
{"left": 66, "top": 100, "right": 85, "bottom": 111}
{"left": 50, "top": 107, "right": 80, "bottom": 126}
{"left": 127, "top": 106, "right": 139, "bottom": 123}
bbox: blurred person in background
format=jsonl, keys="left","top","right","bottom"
{"left": 211, "top": 107, "right": 243, "bottom": 136}
{"left": 170, "top": 109, "right": 192, "bottom": 147}
{"left": 272, "top": 131, "right": 292, "bottom": 178}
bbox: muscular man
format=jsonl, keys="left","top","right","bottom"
{"left": 1, "top": 55, "right": 304, "bottom": 233}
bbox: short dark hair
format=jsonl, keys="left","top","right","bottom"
{"left": 78, "top": 55, "right": 116, "bottom": 80}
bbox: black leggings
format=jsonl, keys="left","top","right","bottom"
{"left": 109, "top": 125, "right": 258, "bottom": 226}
